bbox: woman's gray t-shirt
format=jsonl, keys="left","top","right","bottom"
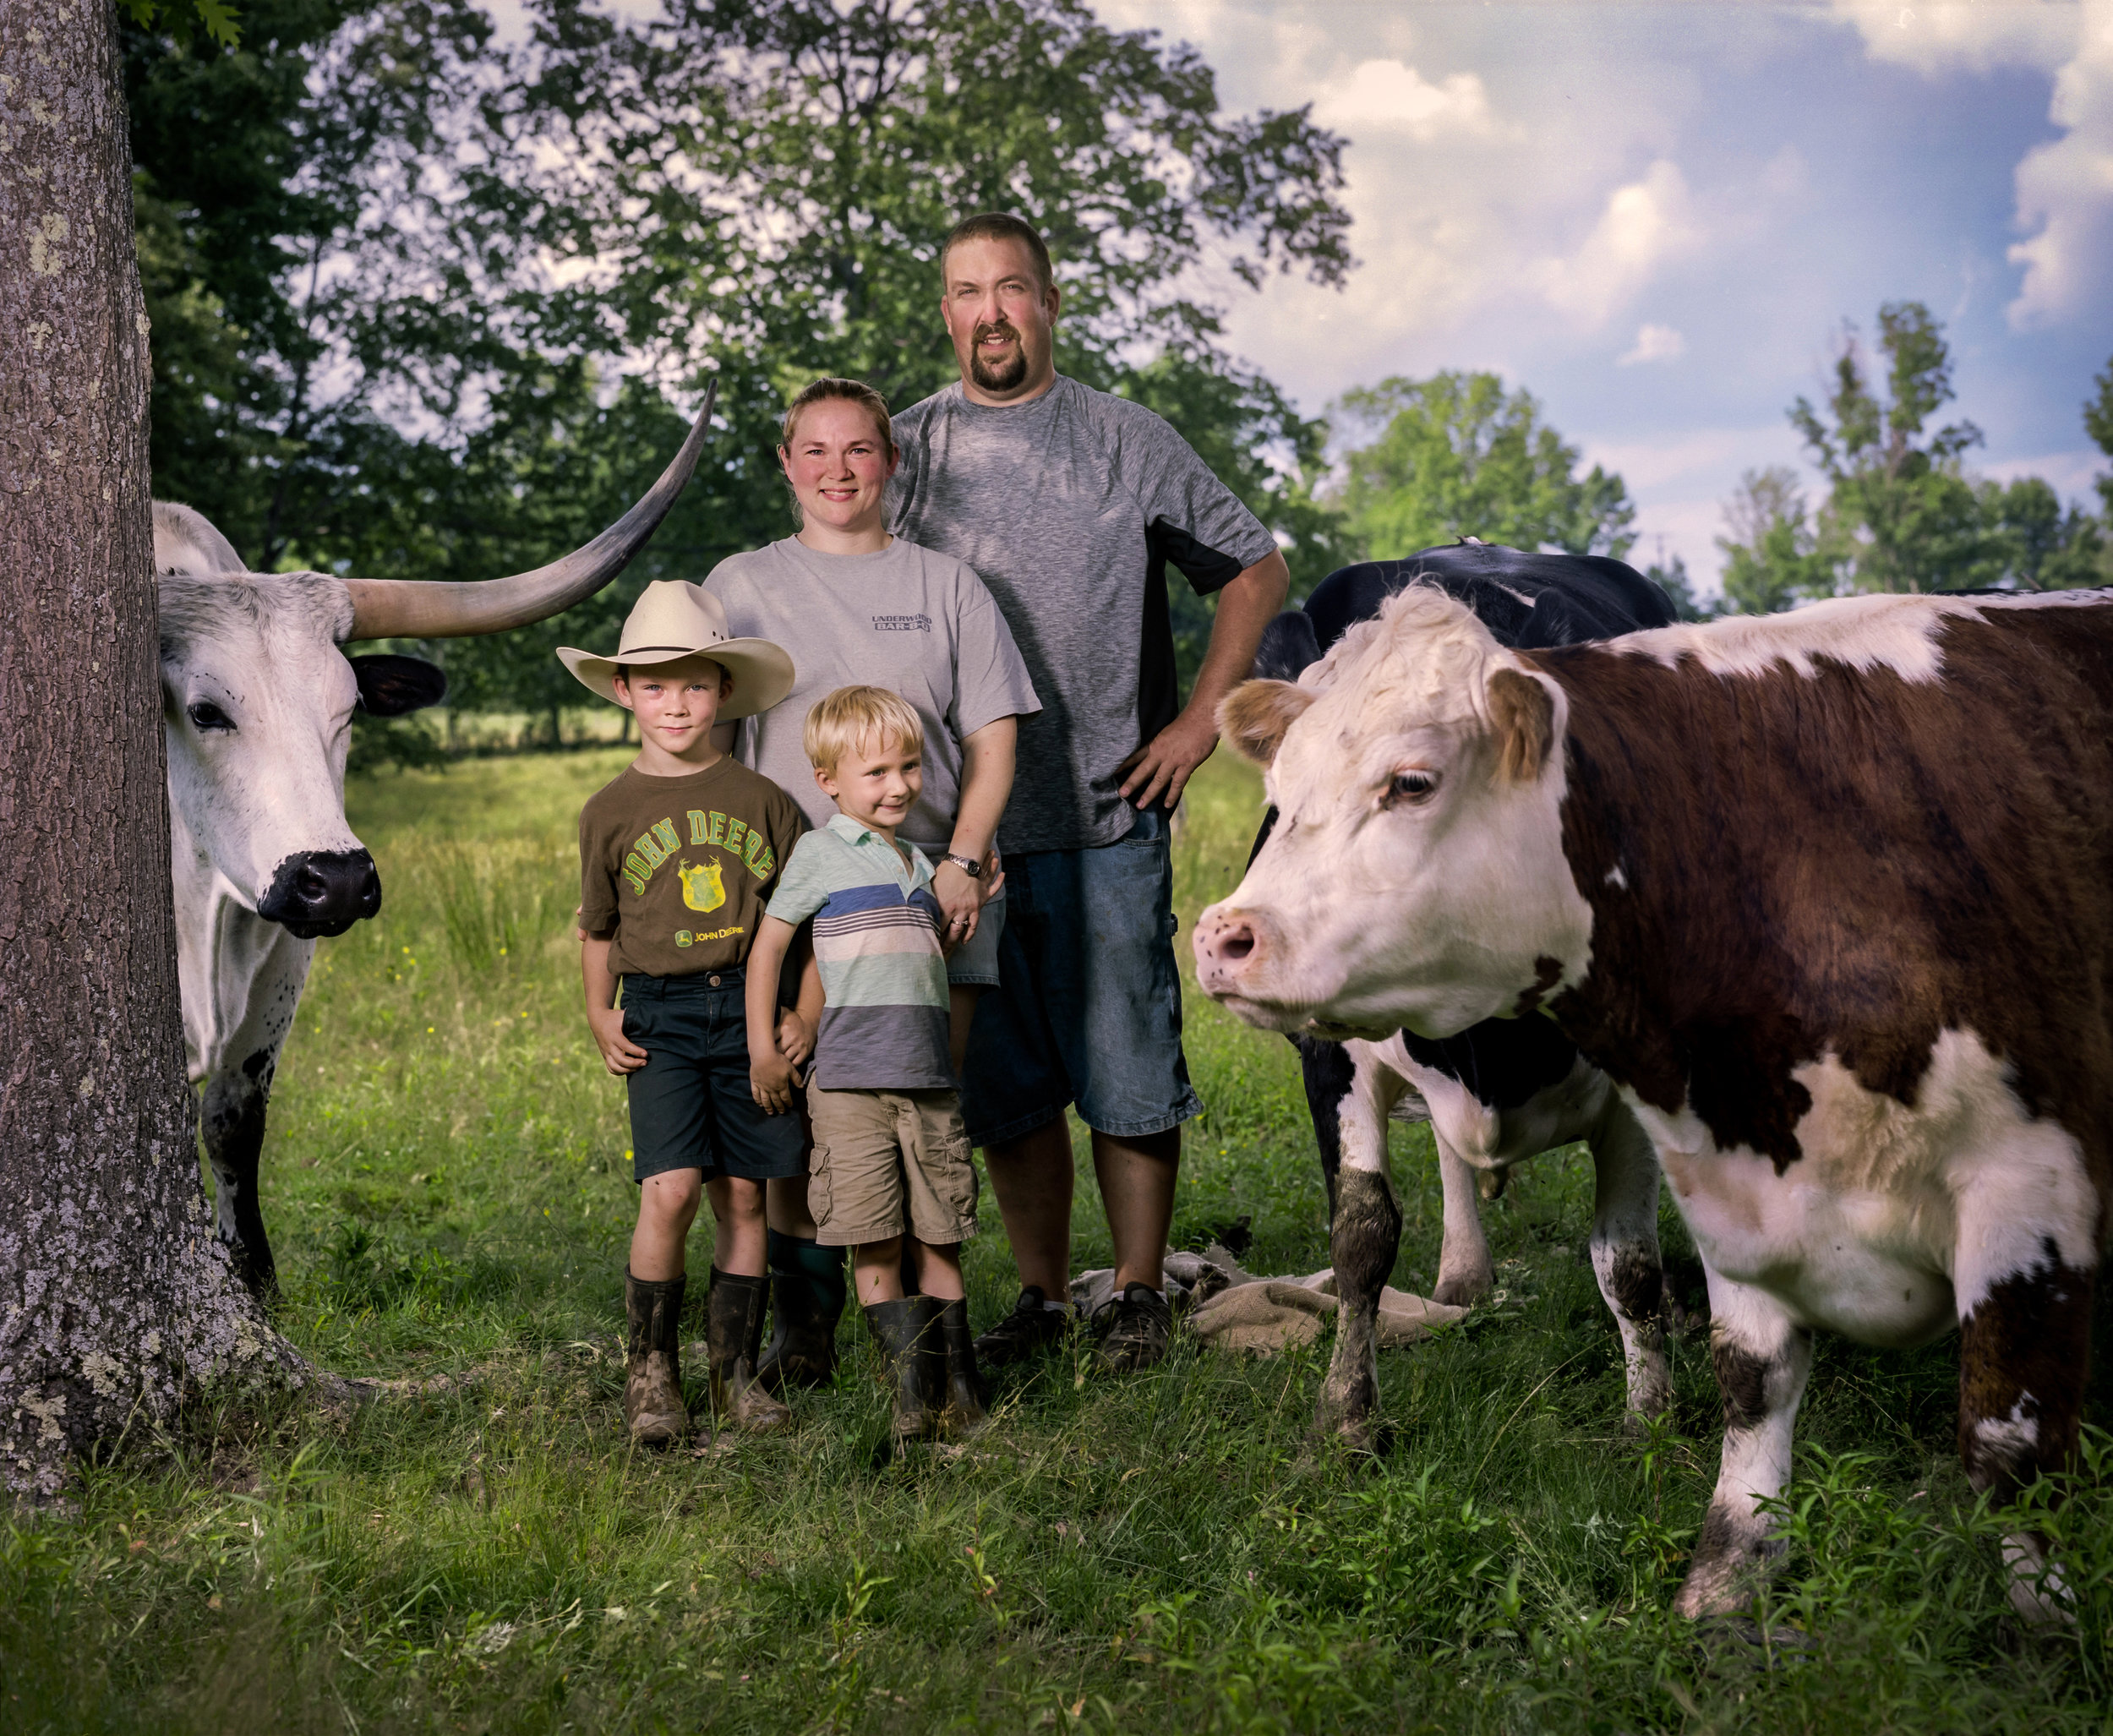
{"left": 703, "top": 536, "right": 1040, "bottom": 851}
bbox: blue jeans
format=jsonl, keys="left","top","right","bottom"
{"left": 959, "top": 805, "right": 1202, "bottom": 1146}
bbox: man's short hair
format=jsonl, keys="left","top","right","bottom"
{"left": 939, "top": 213, "right": 1053, "bottom": 294}
{"left": 804, "top": 685, "right": 925, "bottom": 774}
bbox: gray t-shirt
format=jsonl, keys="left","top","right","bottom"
{"left": 704, "top": 536, "right": 1040, "bottom": 850}
{"left": 888, "top": 376, "right": 1279, "bottom": 854}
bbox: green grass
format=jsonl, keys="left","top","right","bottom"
{"left": 5, "top": 750, "right": 2110, "bottom": 1733}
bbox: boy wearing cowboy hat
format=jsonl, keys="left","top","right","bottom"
{"left": 561, "top": 581, "right": 811, "bottom": 1444}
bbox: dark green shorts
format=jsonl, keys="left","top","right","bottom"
{"left": 622, "top": 971, "right": 805, "bottom": 1184}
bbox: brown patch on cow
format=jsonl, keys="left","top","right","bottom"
{"left": 1530, "top": 602, "right": 2113, "bottom": 1190}
{"left": 1958, "top": 1252, "right": 2096, "bottom": 1505}
{"left": 1510, "top": 953, "right": 1564, "bottom": 1017}
{"left": 1711, "top": 1331, "right": 1777, "bottom": 1434}
{"left": 1220, "top": 679, "right": 1315, "bottom": 767}
{"left": 1487, "top": 666, "right": 1553, "bottom": 782}
{"left": 1602, "top": 1242, "right": 1666, "bottom": 1331}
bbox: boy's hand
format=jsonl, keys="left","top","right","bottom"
{"left": 587, "top": 1005, "right": 648, "bottom": 1075}
{"left": 776, "top": 1007, "right": 815, "bottom": 1069}
{"left": 751, "top": 1048, "right": 800, "bottom": 1115}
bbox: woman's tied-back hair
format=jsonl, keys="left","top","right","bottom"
{"left": 780, "top": 376, "right": 896, "bottom": 465}
{"left": 804, "top": 685, "right": 924, "bottom": 775}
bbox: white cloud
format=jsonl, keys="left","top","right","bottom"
{"left": 1532, "top": 161, "right": 1705, "bottom": 330}
{"left": 1618, "top": 323, "right": 1688, "bottom": 366}
{"left": 1980, "top": 446, "right": 2111, "bottom": 505}
{"left": 1831, "top": 1, "right": 2080, "bottom": 77}
{"left": 1314, "top": 59, "right": 1496, "bottom": 140}
{"left": 1832, "top": 1, "right": 2113, "bottom": 330}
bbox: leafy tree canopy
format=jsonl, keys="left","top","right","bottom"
{"left": 128, "top": 0, "right": 1356, "bottom": 718}
{"left": 1716, "top": 303, "right": 2109, "bottom": 609}
{"left": 1332, "top": 371, "right": 1636, "bottom": 561}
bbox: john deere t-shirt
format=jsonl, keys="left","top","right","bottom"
{"left": 887, "top": 375, "right": 1278, "bottom": 854}
{"left": 578, "top": 757, "right": 806, "bottom": 978}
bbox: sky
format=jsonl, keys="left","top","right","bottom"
{"left": 1084, "top": 0, "right": 2113, "bottom": 591}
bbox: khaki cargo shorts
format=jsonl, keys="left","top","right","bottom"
{"left": 807, "top": 1085, "right": 979, "bottom": 1247}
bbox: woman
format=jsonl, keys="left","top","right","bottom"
{"left": 703, "top": 376, "right": 1040, "bottom": 1390}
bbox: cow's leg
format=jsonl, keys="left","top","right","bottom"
{"left": 1957, "top": 1247, "right": 2097, "bottom": 1621}
{"left": 1297, "top": 1035, "right": 1357, "bottom": 1220}
{"left": 201, "top": 1051, "right": 279, "bottom": 1301}
{"left": 1431, "top": 1139, "right": 1496, "bottom": 1307}
{"left": 1675, "top": 1269, "right": 1812, "bottom": 1619}
{"left": 1587, "top": 1099, "right": 1670, "bottom": 1425}
{"left": 1315, "top": 1043, "right": 1404, "bottom": 1449}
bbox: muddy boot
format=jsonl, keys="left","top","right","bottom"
{"left": 756, "top": 1231, "right": 845, "bottom": 1394}
{"left": 707, "top": 1269, "right": 792, "bottom": 1433}
{"left": 865, "top": 1297, "right": 945, "bottom": 1442}
{"left": 624, "top": 1270, "right": 691, "bottom": 1447}
{"left": 935, "top": 1298, "right": 989, "bottom": 1438}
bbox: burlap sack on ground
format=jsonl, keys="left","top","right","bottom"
{"left": 1070, "top": 1246, "right": 1468, "bottom": 1356}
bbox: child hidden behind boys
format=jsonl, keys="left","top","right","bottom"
{"left": 560, "top": 581, "right": 817, "bottom": 1445}
{"left": 745, "top": 686, "right": 990, "bottom": 1441}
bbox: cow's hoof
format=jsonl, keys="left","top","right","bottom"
{"left": 1431, "top": 1275, "right": 1491, "bottom": 1308}
{"left": 1312, "top": 1384, "right": 1380, "bottom": 1454}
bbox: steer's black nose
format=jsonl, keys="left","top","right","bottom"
{"left": 258, "top": 849, "right": 382, "bottom": 939}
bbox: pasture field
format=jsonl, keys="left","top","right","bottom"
{"left": 5, "top": 749, "right": 2110, "bottom": 1734}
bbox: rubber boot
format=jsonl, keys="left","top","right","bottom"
{"left": 707, "top": 1269, "right": 792, "bottom": 1433}
{"left": 864, "top": 1297, "right": 945, "bottom": 1442}
{"left": 623, "top": 1270, "right": 691, "bottom": 1446}
{"left": 935, "top": 1297, "right": 989, "bottom": 1438}
{"left": 756, "top": 1231, "right": 846, "bottom": 1394}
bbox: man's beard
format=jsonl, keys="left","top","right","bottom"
{"left": 969, "top": 320, "right": 1030, "bottom": 391}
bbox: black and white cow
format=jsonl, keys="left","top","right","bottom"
{"left": 1251, "top": 543, "right": 1679, "bottom": 1448}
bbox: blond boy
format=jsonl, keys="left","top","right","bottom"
{"left": 744, "top": 687, "right": 989, "bottom": 1440}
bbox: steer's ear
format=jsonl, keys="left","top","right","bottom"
{"left": 1220, "top": 679, "right": 1316, "bottom": 767}
{"left": 1486, "top": 667, "right": 1554, "bottom": 783}
{"left": 349, "top": 653, "right": 449, "bottom": 718}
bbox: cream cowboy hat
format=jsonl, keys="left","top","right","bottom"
{"left": 556, "top": 581, "right": 795, "bottom": 720}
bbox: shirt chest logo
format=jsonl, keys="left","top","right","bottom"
{"left": 622, "top": 809, "right": 776, "bottom": 895}
{"left": 871, "top": 614, "right": 931, "bottom": 632}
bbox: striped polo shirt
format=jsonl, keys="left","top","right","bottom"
{"left": 766, "top": 812, "right": 952, "bottom": 1090}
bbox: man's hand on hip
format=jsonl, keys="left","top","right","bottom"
{"left": 1117, "top": 707, "right": 1219, "bottom": 812}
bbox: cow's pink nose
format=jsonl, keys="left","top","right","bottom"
{"left": 1193, "top": 909, "right": 1263, "bottom": 982}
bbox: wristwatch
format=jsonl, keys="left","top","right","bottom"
{"left": 942, "top": 852, "right": 984, "bottom": 879}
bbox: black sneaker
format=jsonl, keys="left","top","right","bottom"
{"left": 1090, "top": 1282, "right": 1172, "bottom": 1372}
{"left": 971, "top": 1286, "right": 1075, "bottom": 1368}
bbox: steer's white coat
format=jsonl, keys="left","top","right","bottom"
{"left": 1628, "top": 1029, "right": 2096, "bottom": 1342}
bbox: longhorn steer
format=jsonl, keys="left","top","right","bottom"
{"left": 157, "top": 390, "right": 717, "bottom": 1297}
{"left": 1194, "top": 582, "right": 2112, "bottom": 1619}
{"left": 1250, "top": 544, "right": 1679, "bottom": 1448}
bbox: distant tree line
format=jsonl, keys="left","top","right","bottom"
{"left": 128, "top": 7, "right": 2109, "bottom": 737}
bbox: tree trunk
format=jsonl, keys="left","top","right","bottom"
{"left": 0, "top": 0, "right": 305, "bottom": 1499}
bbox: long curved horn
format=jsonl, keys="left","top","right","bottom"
{"left": 341, "top": 379, "right": 718, "bottom": 642}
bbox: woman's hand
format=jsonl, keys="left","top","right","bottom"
{"left": 934, "top": 848, "right": 1001, "bottom": 952}
{"left": 587, "top": 1005, "right": 648, "bottom": 1075}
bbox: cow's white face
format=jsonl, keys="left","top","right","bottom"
{"left": 160, "top": 572, "right": 369, "bottom": 922}
{"left": 1193, "top": 587, "right": 1593, "bottom": 1040}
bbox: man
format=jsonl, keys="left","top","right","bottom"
{"left": 887, "top": 213, "right": 1290, "bottom": 1371}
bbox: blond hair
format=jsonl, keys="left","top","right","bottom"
{"left": 803, "top": 685, "right": 924, "bottom": 774}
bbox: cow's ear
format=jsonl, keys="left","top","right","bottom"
{"left": 1486, "top": 667, "right": 1554, "bottom": 782}
{"left": 1220, "top": 679, "right": 1316, "bottom": 767}
{"left": 349, "top": 653, "right": 448, "bottom": 718}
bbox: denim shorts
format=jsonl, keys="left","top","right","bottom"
{"left": 946, "top": 885, "right": 1004, "bottom": 989}
{"left": 958, "top": 805, "right": 1202, "bottom": 1146}
{"left": 621, "top": 970, "right": 806, "bottom": 1183}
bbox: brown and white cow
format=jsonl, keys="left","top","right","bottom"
{"left": 1193, "top": 583, "right": 2112, "bottom": 1619}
